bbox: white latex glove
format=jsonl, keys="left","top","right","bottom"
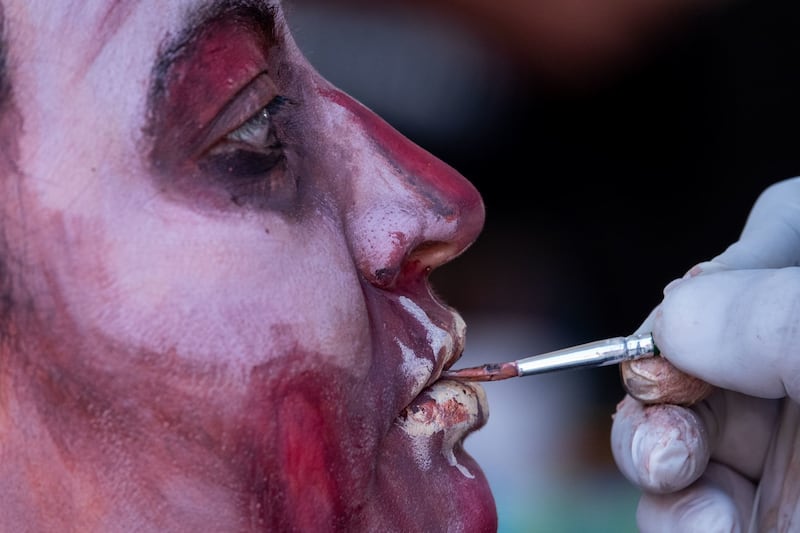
{"left": 611, "top": 176, "right": 800, "bottom": 532}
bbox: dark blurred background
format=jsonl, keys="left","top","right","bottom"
{"left": 284, "top": 0, "right": 800, "bottom": 530}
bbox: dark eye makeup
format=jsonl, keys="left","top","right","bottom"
{"left": 203, "top": 95, "right": 288, "bottom": 175}
{"left": 146, "top": 3, "right": 298, "bottom": 211}
{"left": 199, "top": 92, "right": 296, "bottom": 207}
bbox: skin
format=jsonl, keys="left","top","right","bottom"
{"left": 0, "top": 1, "right": 496, "bottom": 531}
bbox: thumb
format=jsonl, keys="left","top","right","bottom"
{"left": 706, "top": 176, "right": 800, "bottom": 271}
{"left": 655, "top": 267, "right": 800, "bottom": 400}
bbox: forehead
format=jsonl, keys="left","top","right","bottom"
{"left": 5, "top": 0, "right": 292, "bottom": 210}
{"left": 8, "top": 0, "right": 287, "bottom": 80}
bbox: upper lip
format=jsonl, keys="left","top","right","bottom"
{"left": 399, "top": 295, "right": 466, "bottom": 383}
{"left": 440, "top": 314, "right": 466, "bottom": 373}
{"left": 391, "top": 299, "right": 489, "bottom": 448}
{"left": 399, "top": 296, "right": 466, "bottom": 396}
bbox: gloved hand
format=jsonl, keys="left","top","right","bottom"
{"left": 610, "top": 176, "right": 800, "bottom": 532}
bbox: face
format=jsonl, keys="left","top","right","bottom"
{"left": 0, "top": 0, "right": 494, "bottom": 531}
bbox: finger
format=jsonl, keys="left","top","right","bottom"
{"left": 611, "top": 396, "right": 711, "bottom": 494}
{"left": 628, "top": 308, "right": 714, "bottom": 406}
{"left": 694, "top": 390, "right": 780, "bottom": 481}
{"left": 633, "top": 177, "right": 800, "bottom": 401}
{"left": 711, "top": 176, "right": 800, "bottom": 270}
{"left": 636, "top": 462, "right": 756, "bottom": 533}
{"left": 621, "top": 355, "right": 714, "bottom": 406}
{"left": 612, "top": 390, "right": 777, "bottom": 492}
{"left": 654, "top": 267, "right": 800, "bottom": 400}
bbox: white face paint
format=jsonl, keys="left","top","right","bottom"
{"left": 0, "top": 0, "right": 495, "bottom": 530}
{"left": 394, "top": 292, "right": 486, "bottom": 479}
{"left": 396, "top": 380, "right": 488, "bottom": 479}
{"left": 399, "top": 295, "right": 455, "bottom": 360}
{"left": 398, "top": 339, "right": 433, "bottom": 392}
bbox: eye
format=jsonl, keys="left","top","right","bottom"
{"left": 205, "top": 96, "right": 287, "bottom": 177}
{"left": 227, "top": 105, "right": 273, "bottom": 145}
{"left": 200, "top": 95, "right": 296, "bottom": 206}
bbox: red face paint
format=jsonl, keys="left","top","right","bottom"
{"left": 318, "top": 87, "right": 483, "bottom": 214}
{"left": 150, "top": 18, "right": 274, "bottom": 170}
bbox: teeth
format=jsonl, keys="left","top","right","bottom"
{"left": 396, "top": 381, "right": 488, "bottom": 479}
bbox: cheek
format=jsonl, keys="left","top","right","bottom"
{"left": 272, "top": 390, "right": 346, "bottom": 526}
{"left": 238, "top": 365, "right": 386, "bottom": 528}
{"left": 39, "top": 197, "right": 370, "bottom": 374}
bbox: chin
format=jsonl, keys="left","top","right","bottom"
{"left": 363, "top": 437, "right": 498, "bottom": 532}
{"left": 360, "top": 379, "right": 498, "bottom": 532}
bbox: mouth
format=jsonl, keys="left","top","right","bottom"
{"left": 356, "top": 291, "right": 498, "bottom": 530}
{"left": 394, "top": 294, "right": 466, "bottom": 383}
{"left": 390, "top": 296, "right": 489, "bottom": 477}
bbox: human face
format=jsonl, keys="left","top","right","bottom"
{"left": 0, "top": 0, "right": 494, "bottom": 531}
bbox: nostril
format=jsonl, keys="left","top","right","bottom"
{"left": 392, "top": 241, "right": 460, "bottom": 287}
{"left": 408, "top": 241, "right": 460, "bottom": 272}
{"left": 372, "top": 267, "right": 400, "bottom": 288}
{"left": 364, "top": 241, "right": 459, "bottom": 290}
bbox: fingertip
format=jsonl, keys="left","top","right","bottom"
{"left": 656, "top": 268, "right": 800, "bottom": 399}
{"left": 632, "top": 431, "right": 694, "bottom": 493}
{"left": 636, "top": 464, "right": 755, "bottom": 533}
{"left": 685, "top": 260, "right": 729, "bottom": 278}
{"left": 637, "top": 490, "right": 741, "bottom": 533}
{"left": 612, "top": 397, "right": 710, "bottom": 494}
{"left": 633, "top": 404, "right": 710, "bottom": 493}
{"left": 621, "top": 356, "right": 714, "bottom": 406}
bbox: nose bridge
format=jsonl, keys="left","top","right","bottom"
{"left": 319, "top": 87, "right": 484, "bottom": 288}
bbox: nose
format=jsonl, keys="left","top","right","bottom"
{"left": 320, "top": 88, "right": 485, "bottom": 289}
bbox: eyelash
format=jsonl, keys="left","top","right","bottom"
{"left": 201, "top": 95, "right": 295, "bottom": 206}
{"left": 227, "top": 96, "right": 287, "bottom": 146}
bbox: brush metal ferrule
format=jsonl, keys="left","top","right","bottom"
{"left": 516, "top": 332, "right": 657, "bottom": 377}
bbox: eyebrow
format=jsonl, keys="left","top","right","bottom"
{"left": 146, "top": 0, "right": 280, "bottom": 126}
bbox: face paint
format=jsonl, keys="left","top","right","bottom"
{"left": 0, "top": 0, "right": 495, "bottom": 530}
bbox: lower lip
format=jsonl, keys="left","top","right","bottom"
{"left": 395, "top": 379, "right": 488, "bottom": 479}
